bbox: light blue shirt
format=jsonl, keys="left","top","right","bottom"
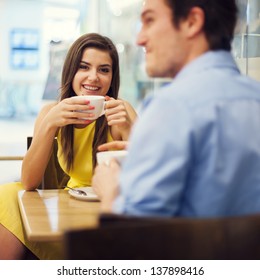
{"left": 114, "top": 51, "right": 260, "bottom": 217}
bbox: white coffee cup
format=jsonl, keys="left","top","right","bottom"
{"left": 72, "top": 95, "right": 106, "bottom": 120}
{"left": 96, "top": 150, "right": 128, "bottom": 166}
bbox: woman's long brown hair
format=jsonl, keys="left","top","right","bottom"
{"left": 59, "top": 33, "right": 120, "bottom": 172}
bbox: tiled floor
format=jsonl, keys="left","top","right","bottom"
{"left": 0, "top": 116, "right": 36, "bottom": 184}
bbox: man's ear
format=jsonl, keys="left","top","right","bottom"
{"left": 184, "top": 7, "right": 205, "bottom": 38}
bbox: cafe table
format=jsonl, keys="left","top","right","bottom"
{"left": 17, "top": 189, "right": 100, "bottom": 242}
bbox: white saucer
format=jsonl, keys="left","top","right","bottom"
{"left": 68, "top": 187, "right": 99, "bottom": 202}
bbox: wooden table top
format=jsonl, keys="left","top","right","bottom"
{"left": 18, "top": 189, "right": 101, "bottom": 242}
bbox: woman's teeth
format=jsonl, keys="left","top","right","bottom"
{"left": 83, "top": 85, "right": 99, "bottom": 91}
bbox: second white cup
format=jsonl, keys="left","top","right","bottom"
{"left": 96, "top": 150, "right": 128, "bottom": 166}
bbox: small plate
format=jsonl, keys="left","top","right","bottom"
{"left": 68, "top": 187, "right": 99, "bottom": 202}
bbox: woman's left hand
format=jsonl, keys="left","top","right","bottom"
{"left": 104, "top": 97, "right": 136, "bottom": 139}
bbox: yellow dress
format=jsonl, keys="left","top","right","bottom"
{"left": 0, "top": 121, "right": 113, "bottom": 259}
{"left": 57, "top": 122, "right": 113, "bottom": 187}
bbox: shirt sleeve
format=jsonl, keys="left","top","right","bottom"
{"left": 113, "top": 96, "right": 193, "bottom": 217}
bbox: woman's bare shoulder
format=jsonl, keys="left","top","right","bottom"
{"left": 33, "top": 101, "right": 58, "bottom": 129}
{"left": 40, "top": 102, "right": 58, "bottom": 113}
{"left": 35, "top": 101, "right": 57, "bottom": 119}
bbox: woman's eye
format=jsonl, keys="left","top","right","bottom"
{"left": 100, "top": 68, "right": 110, "bottom": 73}
{"left": 79, "top": 64, "right": 88, "bottom": 70}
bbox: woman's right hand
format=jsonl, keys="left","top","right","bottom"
{"left": 44, "top": 97, "right": 96, "bottom": 129}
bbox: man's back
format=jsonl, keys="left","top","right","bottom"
{"left": 115, "top": 51, "right": 260, "bottom": 217}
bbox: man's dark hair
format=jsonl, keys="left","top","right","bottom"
{"left": 164, "top": 0, "right": 238, "bottom": 51}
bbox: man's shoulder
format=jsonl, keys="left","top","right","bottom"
{"left": 158, "top": 66, "right": 260, "bottom": 109}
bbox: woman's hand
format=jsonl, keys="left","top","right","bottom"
{"left": 92, "top": 159, "right": 121, "bottom": 213}
{"left": 105, "top": 97, "right": 137, "bottom": 140}
{"left": 44, "top": 97, "right": 96, "bottom": 129}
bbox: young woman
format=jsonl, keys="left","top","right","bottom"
{"left": 0, "top": 33, "right": 137, "bottom": 259}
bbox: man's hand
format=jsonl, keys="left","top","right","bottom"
{"left": 92, "top": 159, "right": 121, "bottom": 213}
{"left": 98, "top": 141, "right": 129, "bottom": 151}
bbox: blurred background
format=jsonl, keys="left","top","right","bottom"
{"left": 0, "top": 0, "right": 260, "bottom": 183}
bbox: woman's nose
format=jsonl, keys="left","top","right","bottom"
{"left": 87, "top": 71, "right": 98, "bottom": 82}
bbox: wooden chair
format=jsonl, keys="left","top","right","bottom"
{"left": 63, "top": 213, "right": 260, "bottom": 260}
{"left": 27, "top": 136, "right": 69, "bottom": 189}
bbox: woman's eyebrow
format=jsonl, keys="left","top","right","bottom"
{"left": 80, "top": 61, "right": 90, "bottom": 65}
{"left": 99, "top": 64, "right": 112, "bottom": 68}
{"left": 80, "top": 61, "right": 112, "bottom": 68}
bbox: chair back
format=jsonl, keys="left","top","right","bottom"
{"left": 64, "top": 213, "right": 260, "bottom": 260}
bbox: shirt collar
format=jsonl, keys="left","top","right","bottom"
{"left": 175, "top": 50, "right": 240, "bottom": 81}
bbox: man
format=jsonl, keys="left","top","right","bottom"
{"left": 92, "top": 0, "right": 260, "bottom": 217}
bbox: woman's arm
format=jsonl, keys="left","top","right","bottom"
{"left": 21, "top": 103, "right": 58, "bottom": 190}
{"left": 21, "top": 97, "right": 96, "bottom": 190}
